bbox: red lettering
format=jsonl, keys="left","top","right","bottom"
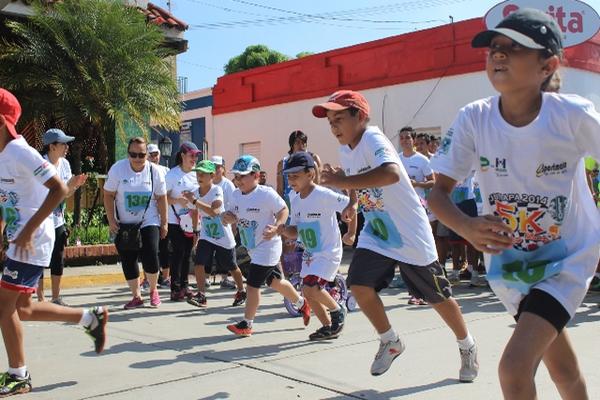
{"left": 501, "top": 3, "right": 585, "bottom": 33}
{"left": 503, "top": 4, "right": 519, "bottom": 18}
{"left": 568, "top": 12, "right": 583, "bottom": 33}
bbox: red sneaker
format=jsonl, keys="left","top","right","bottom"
{"left": 149, "top": 290, "right": 161, "bottom": 308}
{"left": 227, "top": 320, "right": 253, "bottom": 337}
{"left": 299, "top": 300, "right": 311, "bottom": 326}
{"left": 124, "top": 296, "right": 144, "bottom": 310}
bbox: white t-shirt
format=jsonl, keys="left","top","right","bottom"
{"left": 215, "top": 177, "right": 236, "bottom": 210}
{"left": 431, "top": 93, "right": 600, "bottom": 317}
{"left": 0, "top": 137, "right": 56, "bottom": 267}
{"left": 196, "top": 184, "right": 236, "bottom": 249}
{"left": 44, "top": 155, "right": 72, "bottom": 228}
{"left": 290, "top": 185, "right": 349, "bottom": 281}
{"left": 165, "top": 166, "right": 198, "bottom": 230}
{"left": 104, "top": 159, "right": 166, "bottom": 228}
{"left": 229, "top": 184, "right": 287, "bottom": 266}
{"left": 399, "top": 151, "right": 435, "bottom": 221}
{"left": 339, "top": 126, "right": 438, "bottom": 266}
{"left": 153, "top": 163, "right": 170, "bottom": 179}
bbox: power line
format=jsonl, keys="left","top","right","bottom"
{"left": 178, "top": 59, "right": 222, "bottom": 71}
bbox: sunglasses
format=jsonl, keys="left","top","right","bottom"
{"left": 128, "top": 151, "right": 147, "bottom": 159}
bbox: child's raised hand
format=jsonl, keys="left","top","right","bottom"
{"left": 340, "top": 204, "right": 356, "bottom": 223}
{"left": 462, "top": 215, "right": 513, "bottom": 254}
{"left": 321, "top": 164, "right": 346, "bottom": 188}
{"left": 342, "top": 232, "right": 355, "bottom": 246}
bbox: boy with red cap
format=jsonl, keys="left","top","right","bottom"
{"left": 0, "top": 89, "right": 107, "bottom": 396}
{"left": 314, "top": 90, "right": 478, "bottom": 381}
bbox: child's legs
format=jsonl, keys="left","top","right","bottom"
{"left": 214, "top": 245, "right": 244, "bottom": 292}
{"left": 346, "top": 249, "right": 396, "bottom": 334}
{"left": 499, "top": 289, "right": 572, "bottom": 400}
{"left": 244, "top": 264, "right": 280, "bottom": 321}
{"left": 193, "top": 240, "right": 215, "bottom": 293}
{"left": 269, "top": 277, "right": 300, "bottom": 303}
{"left": 399, "top": 261, "right": 467, "bottom": 339}
{"left": 302, "top": 281, "right": 333, "bottom": 326}
{"left": 230, "top": 267, "right": 244, "bottom": 292}
{"left": 542, "top": 329, "right": 587, "bottom": 400}
{"left": 0, "top": 287, "right": 24, "bottom": 368}
{"left": 194, "top": 265, "right": 207, "bottom": 292}
{"left": 16, "top": 293, "right": 82, "bottom": 323}
{"left": 244, "top": 286, "right": 260, "bottom": 320}
{"left": 36, "top": 273, "right": 45, "bottom": 302}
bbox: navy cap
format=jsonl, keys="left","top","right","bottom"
{"left": 43, "top": 128, "right": 75, "bottom": 145}
{"left": 283, "top": 151, "right": 315, "bottom": 174}
{"left": 472, "top": 8, "right": 563, "bottom": 55}
{"left": 180, "top": 141, "right": 201, "bottom": 155}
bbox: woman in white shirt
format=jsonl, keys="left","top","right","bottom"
{"left": 104, "top": 137, "right": 168, "bottom": 309}
{"left": 36, "top": 129, "right": 87, "bottom": 305}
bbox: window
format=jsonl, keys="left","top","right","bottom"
{"left": 240, "top": 141, "right": 261, "bottom": 160}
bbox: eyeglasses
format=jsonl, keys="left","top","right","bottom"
{"left": 128, "top": 151, "right": 147, "bottom": 159}
{"left": 148, "top": 152, "right": 160, "bottom": 157}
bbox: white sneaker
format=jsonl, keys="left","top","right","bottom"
{"left": 370, "top": 338, "right": 406, "bottom": 376}
{"left": 459, "top": 343, "right": 479, "bottom": 382}
{"left": 469, "top": 271, "right": 488, "bottom": 288}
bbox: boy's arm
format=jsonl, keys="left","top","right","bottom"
{"left": 13, "top": 176, "right": 67, "bottom": 260}
{"left": 263, "top": 206, "right": 289, "bottom": 240}
{"left": 321, "top": 163, "right": 400, "bottom": 190}
{"left": 428, "top": 174, "right": 512, "bottom": 254}
{"left": 277, "top": 224, "right": 298, "bottom": 240}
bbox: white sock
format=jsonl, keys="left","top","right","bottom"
{"left": 379, "top": 328, "right": 399, "bottom": 344}
{"left": 244, "top": 319, "right": 253, "bottom": 327}
{"left": 79, "top": 309, "right": 94, "bottom": 328}
{"left": 457, "top": 332, "right": 475, "bottom": 350}
{"left": 330, "top": 303, "right": 342, "bottom": 312}
{"left": 8, "top": 366, "right": 27, "bottom": 378}
{"left": 294, "top": 297, "right": 305, "bottom": 308}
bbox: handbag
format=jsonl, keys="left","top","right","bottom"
{"left": 171, "top": 204, "right": 195, "bottom": 239}
{"left": 115, "top": 165, "right": 154, "bottom": 252}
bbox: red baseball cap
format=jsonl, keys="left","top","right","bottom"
{"left": 312, "top": 90, "right": 370, "bottom": 118}
{"left": 0, "top": 88, "right": 21, "bottom": 139}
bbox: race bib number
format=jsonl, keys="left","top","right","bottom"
{"left": 363, "top": 210, "right": 403, "bottom": 248}
{"left": 297, "top": 221, "right": 322, "bottom": 253}
{"left": 124, "top": 191, "right": 151, "bottom": 213}
{"left": 488, "top": 239, "right": 567, "bottom": 294}
{"left": 203, "top": 216, "right": 225, "bottom": 239}
{"left": 237, "top": 222, "right": 257, "bottom": 250}
{"left": 451, "top": 187, "right": 468, "bottom": 203}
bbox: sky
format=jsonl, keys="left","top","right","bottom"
{"left": 152, "top": 0, "right": 600, "bottom": 92}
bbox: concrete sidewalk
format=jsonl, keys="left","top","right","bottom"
{"left": 18, "top": 256, "right": 600, "bottom": 400}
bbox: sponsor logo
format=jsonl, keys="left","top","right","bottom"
{"left": 33, "top": 161, "right": 50, "bottom": 177}
{"left": 2, "top": 267, "right": 18, "bottom": 280}
{"left": 480, "top": 156, "right": 508, "bottom": 176}
{"left": 0, "top": 178, "right": 15, "bottom": 184}
{"left": 357, "top": 166, "right": 371, "bottom": 174}
{"left": 306, "top": 213, "right": 322, "bottom": 219}
{"left": 536, "top": 162, "right": 567, "bottom": 177}
{"left": 484, "top": 0, "right": 600, "bottom": 48}
{"left": 246, "top": 207, "right": 260, "bottom": 213}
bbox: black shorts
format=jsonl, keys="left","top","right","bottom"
{"left": 514, "top": 289, "right": 571, "bottom": 333}
{"left": 194, "top": 240, "right": 237, "bottom": 273}
{"left": 246, "top": 263, "right": 282, "bottom": 289}
{"left": 347, "top": 248, "right": 453, "bottom": 304}
{"left": 449, "top": 199, "right": 478, "bottom": 243}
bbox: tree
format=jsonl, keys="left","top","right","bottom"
{"left": 224, "top": 45, "right": 289, "bottom": 74}
{"left": 0, "top": 0, "right": 181, "bottom": 223}
{"left": 296, "top": 51, "right": 314, "bottom": 58}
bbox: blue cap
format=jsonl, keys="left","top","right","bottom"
{"left": 43, "top": 128, "right": 75, "bottom": 145}
{"left": 283, "top": 151, "right": 315, "bottom": 174}
{"left": 231, "top": 155, "right": 261, "bottom": 175}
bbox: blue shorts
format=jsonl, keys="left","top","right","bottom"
{"left": 1, "top": 258, "right": 43, "bottom": 294}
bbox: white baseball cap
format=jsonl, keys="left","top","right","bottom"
{"left": 211, "top": 155, "right": 224, "bottom": 166}
{"left": 147, "top": 143, "right": 160, "bottom": 154}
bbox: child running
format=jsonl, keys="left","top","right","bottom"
{"left": 0, "top": 88, "right": 107, "bottom": 396}
{"left": 429, "top": 9, "right": 600, "bottom": 399}
{"left": 185, "top": 160, "right": 247, "bottom": 308}
{"left": 314, "top": 90, "right": 478, "bottom": 380}
{"left": 222, "top": 155, "right": 310, "bottom": 336}
{"left": 276, "top": 151, "right": 357, "bottom": 340}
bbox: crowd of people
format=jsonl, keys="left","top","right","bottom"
{"left": 0, "top": 8, "right": 599, "bottom": 400}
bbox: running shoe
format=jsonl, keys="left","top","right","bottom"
{"left": 459, "top": 342, "right": 479, "bottom": 382}
{"left": 50, "top": 297, "right": 69, "bottom": 307}
{"left": 227, "top": 320, "right": 253, "bottom": 337}
{"left": 309, "top": 325, "right": 338, "bottom": 341}
{"left": 124, "top": 296, "right": 144, "bottom": 310}
{"left": 149, "top": 291, "right": 161, "bottom": 308}
{"left": 220, "top": 278, "right": 237, "bottom": 290}
{"left": 370, "top": 338, "right": 406, "bottom": 376}
{"left": 299, "top": 300, "right": 311, "bottom": 326}
{"left": 85, "top": 306, "right": 108, "bottom": 354}
{"left": 187, "top": 292, "right": 207, "bottom": 308}
{"left": 232, "top": 290, "right": 247, "bottom": 307}
{"left": 330, "top": 307, "right": 347, "bottom": 335}
{"left": 0, "top": 373, "right": 31, "bottom": 397}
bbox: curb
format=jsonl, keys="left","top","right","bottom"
{"left": 41, "top": 273, "right": 124, "bottom": 289}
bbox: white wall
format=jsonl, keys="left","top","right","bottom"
{"left": 212, "top": 68, "right": 600, "bottom": 186}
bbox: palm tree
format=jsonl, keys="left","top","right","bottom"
{"left": 0, "top": 0, "right": 181, "bottom": 222}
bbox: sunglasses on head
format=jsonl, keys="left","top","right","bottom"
{"left": 128, "top": 151, "right": 146, "bottom": 159}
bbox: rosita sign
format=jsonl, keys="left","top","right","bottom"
{"left": 484, "top": 0, "right": 600, "bottom": 47}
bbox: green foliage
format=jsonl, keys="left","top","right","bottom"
{"left": 0, "top": 0, "right": 181, "bottom": 140}
{"left": 65, "top": 207, "right": 110, "bottom": 245}
{"left": 295, "top": 51, "right": 314, "bottom": 58}
{"left": 224, "top": 44, "right": 290, "bottom": 74}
